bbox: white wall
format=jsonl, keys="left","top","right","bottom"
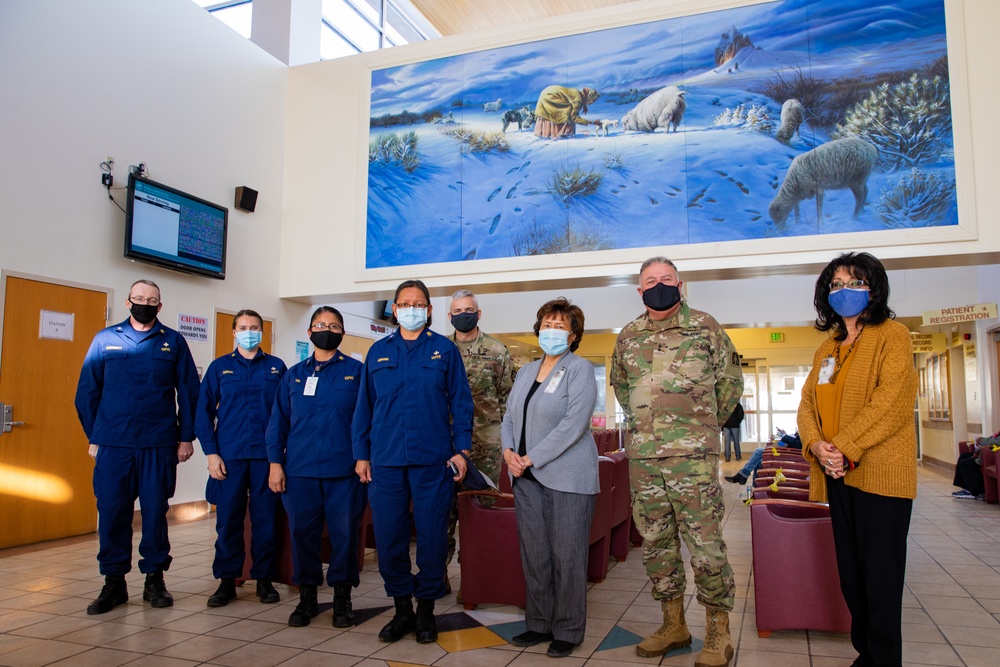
{"left": 0, "top": 0, "right": 311, "bottom": 504}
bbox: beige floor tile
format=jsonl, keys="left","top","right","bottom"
{"left": 8, "top": 615, "right": 101, "bottom": 641}
{"left": 902, "top": 640, "right": 963, "bottom": 665}
{"left": 434, "top": 646, "right": 519, "bottom": 667}
{"left": 43, "top": 646, "right": 146, "bottom": 666}
{"left": 204, "top": 640, "right": 303, "bottom": 666}
{"left": 103, "top": 627, "right": 199, "bottom": 654}
{"left": 938, "top": 623, "right": 1000, "bottom": 648}
{"left": 154, "top": 634, "right": 247, "bottom": 662}
{"left": 0, "top": 638, "right": 90, "bottom": 666}
{"left": 276, "top": 651, "right": 367, "bottom": 666}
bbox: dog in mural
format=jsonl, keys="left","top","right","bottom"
{"left": 501, "top": 106, "right": 536, "bottom": 132}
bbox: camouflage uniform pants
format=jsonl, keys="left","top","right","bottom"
{"left": 629, "top": 456, "right": 734, "bottom": 611}
{"left": 446, "top": 441, "right": 503, "bottom": 565}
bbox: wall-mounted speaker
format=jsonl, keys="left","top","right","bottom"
{"left": 234, "top": 186, "right": 258, "bottom": 213}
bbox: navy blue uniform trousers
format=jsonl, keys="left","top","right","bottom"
{"left": 205, "top": 459, "right": 279, "bottom": 580}
{"left": 370, "top": 464, "right": 453, "bottom": 600}
{"left": 827, "top": 477, "right": 912, "bottom": 667}
{"left": 282, "top": 475, "right": 366, "bottom": 587}
{"left": 93, "top": 446, "right": 177, "bottom": 575}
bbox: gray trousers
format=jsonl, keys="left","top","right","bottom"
{"left": 513, "top": 475, "right": 596, "bottom": 645}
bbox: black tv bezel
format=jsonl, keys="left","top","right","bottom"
{"left": 124, "top": 173, "right": 229, "bottom": 280}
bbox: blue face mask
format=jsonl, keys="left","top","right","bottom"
{"left": 828, "top": 288, "right": 870, "bottom": 318}
{"left": 235, "top": 330, "right": 262, "bottom": 351}
{"left": 538, "top": 329, "right": 570, "bottom": 356}
{"left": 396, "top": 307, "right": 428, "bottom": 331}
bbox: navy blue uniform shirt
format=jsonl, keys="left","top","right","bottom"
{"left": 266, "top": 352, "right": 363, "bottom": 478}
{"left": 75, "top": 318, "right": 199, "bottom": 448}
{"left": 352, "top": 329, "right": 473, "bottom": 465}
{"left": 195, "top": 349, "right": 287, "bottom": 459}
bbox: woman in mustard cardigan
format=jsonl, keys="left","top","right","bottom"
{"left": 797, "top": 252, "right": 917, "bottom": 667}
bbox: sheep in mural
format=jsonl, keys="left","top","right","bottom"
{"left": 621, "top": 86, "right": 686, "bottom": 133}
{"left": 775, "top": 98, "right": 805, "bottom": 145}
{"left": 595, "top": 119, "right": 619, "bottom": 137}
{"left": 483, "top": 98, "right": 504, "bottom": 113}
{"left": 768, "top": 137, "right": 878, "bottom": 226}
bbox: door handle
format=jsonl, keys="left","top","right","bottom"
{"left": 1, "top": 403, "right": 25, "bottom": 434}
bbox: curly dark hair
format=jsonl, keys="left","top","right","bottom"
{"left": 813, "top": 252, "right": 893, "bottom": 340}
{"left": 532, "top": 297, "right": 585, "bottom": 352}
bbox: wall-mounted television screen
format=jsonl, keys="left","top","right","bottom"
{"left": 125, "top": 174, "right": 228, "bottom": 280}
{"left": 375, "top": 299, "right": 395, "bottom": 323}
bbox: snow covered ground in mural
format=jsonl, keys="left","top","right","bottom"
{"left": 365, "top": 0, "right": 955, "bottom": 268}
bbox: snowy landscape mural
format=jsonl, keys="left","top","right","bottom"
{"left": 366, "top": 0, "right": 955, "bottom": 269}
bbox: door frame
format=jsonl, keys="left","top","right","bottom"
{"left": 0, "top": 270, "right": 113, "bottom": 374}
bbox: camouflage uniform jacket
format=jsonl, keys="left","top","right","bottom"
{"left": 450, "top": 330, "right": 515, "bottom": 456}
{"left": 611, "top": 301, "right": 743, "bottom": 459}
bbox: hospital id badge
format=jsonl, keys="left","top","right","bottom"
{"left": 817, "top": 357, "right": 835, "bottom": 385}
{"left": 304, "top": 376, "right": 319, "bottom": 396}
{"left": 544, "top": 368, "right": 566, "bottom": 393}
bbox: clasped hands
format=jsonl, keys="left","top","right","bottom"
{"left": 810, "top": 440, "right": 847, "bottom": 479}
{"left": 503, "top": 449, "right": 533, "bottom": 478}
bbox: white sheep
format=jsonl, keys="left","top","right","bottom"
{"left": 768, "top": 137, "right": 878, "bottom": 227}
{"left": 621, "top": 86, "right": 687, "bottom": 133}
{"left": 595, "top": 119, "right": 618, "bottom": 137}
{"left": 483, "top": 98, "right": 503, "bottom": 113}
{"left": 775, "top": 98, "right": 805, "bottom": 145}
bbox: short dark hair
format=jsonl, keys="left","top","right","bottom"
{"left": 813, "top": 252, "right": 893, "bottom": 340}
{"left": 393, "top": 279, "right": 432, "bottom": 327}
{"left": 532, "top": 297, "right": 585, "bottom": 352}
{"left": 310, "top": 305, "right": 343, "bottom": 328}
{"left": 232, "top": 309, "right": 264, "bottom": 330}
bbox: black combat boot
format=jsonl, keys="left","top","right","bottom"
{"left": 378, "top": 594, "right": 415, "bottom": 642}
{"left": 415, "top": 598, "right": 438, "bottom": 644}
{"left": 87, "top": 574, "right": 128, "bottom": 615}
{"left": 207, "top": 578, "right": 237, "bottom": 607}
{"left": 256, "top": 578, "right": 280, "bottom": 604}
{"left": 288, "top": 584, "right": 319, "bottom": 627}
{"left": 332, "top": 582, "right": 355, "bottom": 628}
{"left": 143, "top": 571, "right": 174, "bottom": 608}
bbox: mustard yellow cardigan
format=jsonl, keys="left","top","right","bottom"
{"left": 797, "top": 319, "right": 918, "bottom": 502}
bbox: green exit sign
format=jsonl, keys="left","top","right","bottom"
{"left": 769, "top": 332, "right": 784, "bottom": 342}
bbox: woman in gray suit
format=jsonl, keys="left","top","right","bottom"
{"left": 502, "top": 298, "right": 599, "bottom": 658}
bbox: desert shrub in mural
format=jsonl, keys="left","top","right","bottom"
{"left": 366, "top": 0, "right": 956, "bottom": 269}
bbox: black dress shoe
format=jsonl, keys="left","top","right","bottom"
{"left": 207, "top": 578, "right": 237, "bottom": 607}
{"left": 143, "top": 572, "right": 174, "bottom": 608}
{"left": 378, "top": 595, "right": 415, "bottom": 642}
{"left": 547, "top": 639, "right": 576, "bottom": 657}
{"left": 256, "top": 579, "right": 280, "bottom": 604}
{"left": 87, "top": 574, "right": 128, "bottom": 615}
{"left": 511, "top": 630, "right": 554, "bottom": 647}
{"left": 414, "top": 598, "right": 437, "bottom": 644}
{"left": 724, "top": 473, "right": 747, "bottom": 485}
{"left": 288, "top": 584, "right": 319, "bottom": 627}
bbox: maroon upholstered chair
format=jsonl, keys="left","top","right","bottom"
{"left": 607, "top": 451, "right": 633, "bottom": 562}
{"left": 750, "top": 498, "right": 851, "bottom": 636}
{"left": 587, "top": 456, "right": 616, "bottom": 582}
{"left": 752, "top": 486, "right": 811, "bottom": 502}
{"left": 457, "top": 491, "right": 526, "bottom": 609}
{"left": 981, "top": 443, "right": 1000, "bottom": 504}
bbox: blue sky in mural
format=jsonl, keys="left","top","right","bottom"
{"left": 366, "top": 0, "right": 954, "bottom": 268}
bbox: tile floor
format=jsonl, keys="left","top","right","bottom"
{"left": 1, "top": 462, "right": 999, "bottom": 666}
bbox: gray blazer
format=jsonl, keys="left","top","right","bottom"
{"left": 501, "top": 351, "right": 599, "bottom": 495}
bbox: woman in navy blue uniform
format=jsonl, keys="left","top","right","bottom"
{"left": 266, "top": 306, "right": 364, "bottom": 628}
{"left": 195, "top": 309, "right": 287, "bottom": 607}
{"left": 353, "top": 279, "right": 473, "bottom": 644}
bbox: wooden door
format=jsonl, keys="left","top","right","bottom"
{"left": 339, "top": 333, "right": 373, "bottom": 361}
{"left": 214, "top": 311, "right": 274, "bottom": 358}
{"left": 0, "top": 276, "right": 108, "bottom": 547}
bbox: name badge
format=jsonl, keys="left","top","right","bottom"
{"left": 304, "top": 376, "right": 319, "bottom": 396}
{"left": 544, "top": 368, "right": 566, "bottom": 394}
{"left": 817, "top": 357, "right": 835, "bottom": 385}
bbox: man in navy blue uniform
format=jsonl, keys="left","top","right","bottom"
{"left": 196, "top": 309, "right": 286, "bottom": 607}
{"left": 75, "top": 279, "right": 200, "bottom": 615}
{"left": 353, "top": 279, "right": 473, "bottom": 644}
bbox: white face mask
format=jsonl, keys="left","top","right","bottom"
{"left": 396, "top": 307, "right": 428, "bottom": 331}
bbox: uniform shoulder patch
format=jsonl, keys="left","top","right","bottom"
{"left": 731, "top": 352, "right": 740, "bottom": 367}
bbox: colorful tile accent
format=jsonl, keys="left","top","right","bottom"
{"left": 436, "top": 626, "right": 508, "bottom": 652}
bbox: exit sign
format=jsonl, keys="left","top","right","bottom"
{"left": 769, "top": 332, "right": 784, "bottom": 342}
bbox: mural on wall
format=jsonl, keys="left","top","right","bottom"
{"left": 366, "top": 0, "right": 955, "bottom": 269}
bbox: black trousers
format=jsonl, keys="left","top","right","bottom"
{"left": 952, "top": 451, "right": 984, "bottom": 495}
{"left": 826, "top": 478, "right": 912, "bottom": 667}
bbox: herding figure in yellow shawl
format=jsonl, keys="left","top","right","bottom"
{"left": 533, "top": 86, "right": 600, "bottom": 139}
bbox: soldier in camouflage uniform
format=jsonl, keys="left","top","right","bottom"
{"left": 610, "top": 257, "right": 743, "bottom": 667}
{"left": 445, "top": 290, "right": 515, "bottom": 593}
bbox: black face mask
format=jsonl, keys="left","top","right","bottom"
{"left": 642, "top": 283, "right": 681, "bottom": 312}
{"left": 129, "top": 301, "right": 158, "bottom": 325}
{"left": 451, "top": 312, "right": 479, "bottom": 333}
{"left": 310, "top": 330, "right": 343, "bottom": 351}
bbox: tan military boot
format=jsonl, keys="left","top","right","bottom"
{"left": 635, "top": 597, "right": 692, "bottom": 657}
{"left": 695, "top": 608, "right": 734, "bottom": 667}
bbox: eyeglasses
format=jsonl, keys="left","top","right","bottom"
{"left": 396, "top": 303, "right": 429, "bottom": 310}
{"left": 829, "top": 280, "right": 867, "bottom": 290}
{"left": 310, "top": 323, "right": 344, "bottom": 332}
{"left": 129, "top": 296, "right": 160, "bottom": 306}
